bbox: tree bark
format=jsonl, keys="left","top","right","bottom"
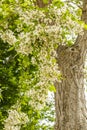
{"left": 55, "top": 43, "right": 87, "bottom": 130}
{"left": 54, "top": 0, "right": 87, "bottom": 129}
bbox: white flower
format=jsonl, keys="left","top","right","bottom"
{"left": 4, "top": 109, "right": 29, "bottom": 130}
{"left": 0, "top": 30, "right": 17, "bottom": 45}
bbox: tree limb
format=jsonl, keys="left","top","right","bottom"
{"left": 35, "top": 0, "right": 52, "bottom": 8}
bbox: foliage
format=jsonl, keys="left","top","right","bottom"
{"left": 0, "top": 0, "right": 82, "bottom": 130}
{"left": 0, "top": 39, "right": 20, "bottom": 129}
{"left": 0, "top": 36, "right": 55, "bottom": 130}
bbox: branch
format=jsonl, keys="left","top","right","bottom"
{"left": 82, "top": 0, "right": 87, "bottom": 23}
{"left": 35, "top": 0, "right": 52, "bottom": 8}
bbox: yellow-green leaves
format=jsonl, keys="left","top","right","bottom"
{"left": 43, "top": 0, "right": 49, "bottom": 4}
{"left": 49, "top": 85, "right": 56, "bottom": 92}
{"left": 52, "top": 0, "right": 64, "bottom": 8}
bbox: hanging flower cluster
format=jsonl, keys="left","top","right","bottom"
{"left": 4, "top": 109, "right": 29, "bottom": 130}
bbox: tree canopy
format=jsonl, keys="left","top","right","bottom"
{"left": 0, "top": 0, "right": 86, "bottom": 130}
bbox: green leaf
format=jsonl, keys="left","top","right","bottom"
{"left": 84, "top": 24, "right": 87, "bottom": 30}
{"left": 52, "top": 0, "right": 64, "bottom": 8}
{"left": 7, "top": 46, "right": 14, "bottom": 52}
{"left": 49, "top": 85, "right": 56, "bottom": 92}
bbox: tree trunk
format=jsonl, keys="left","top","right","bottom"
{"left": 55, "top": 43, "right": 87, "bottom": 130}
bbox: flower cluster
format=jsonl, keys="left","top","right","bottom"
{"left": 4, "top": 109, "right": 29, "bottom": 130}
{"left": 0, "top": 30, "right": 17, "bottom": 45}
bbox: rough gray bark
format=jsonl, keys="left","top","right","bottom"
{"left": 54, "top": 0, "right": 87, "bottom": 129}
{"left": 55, "top": 42, "right": 87, "bottom": 130}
